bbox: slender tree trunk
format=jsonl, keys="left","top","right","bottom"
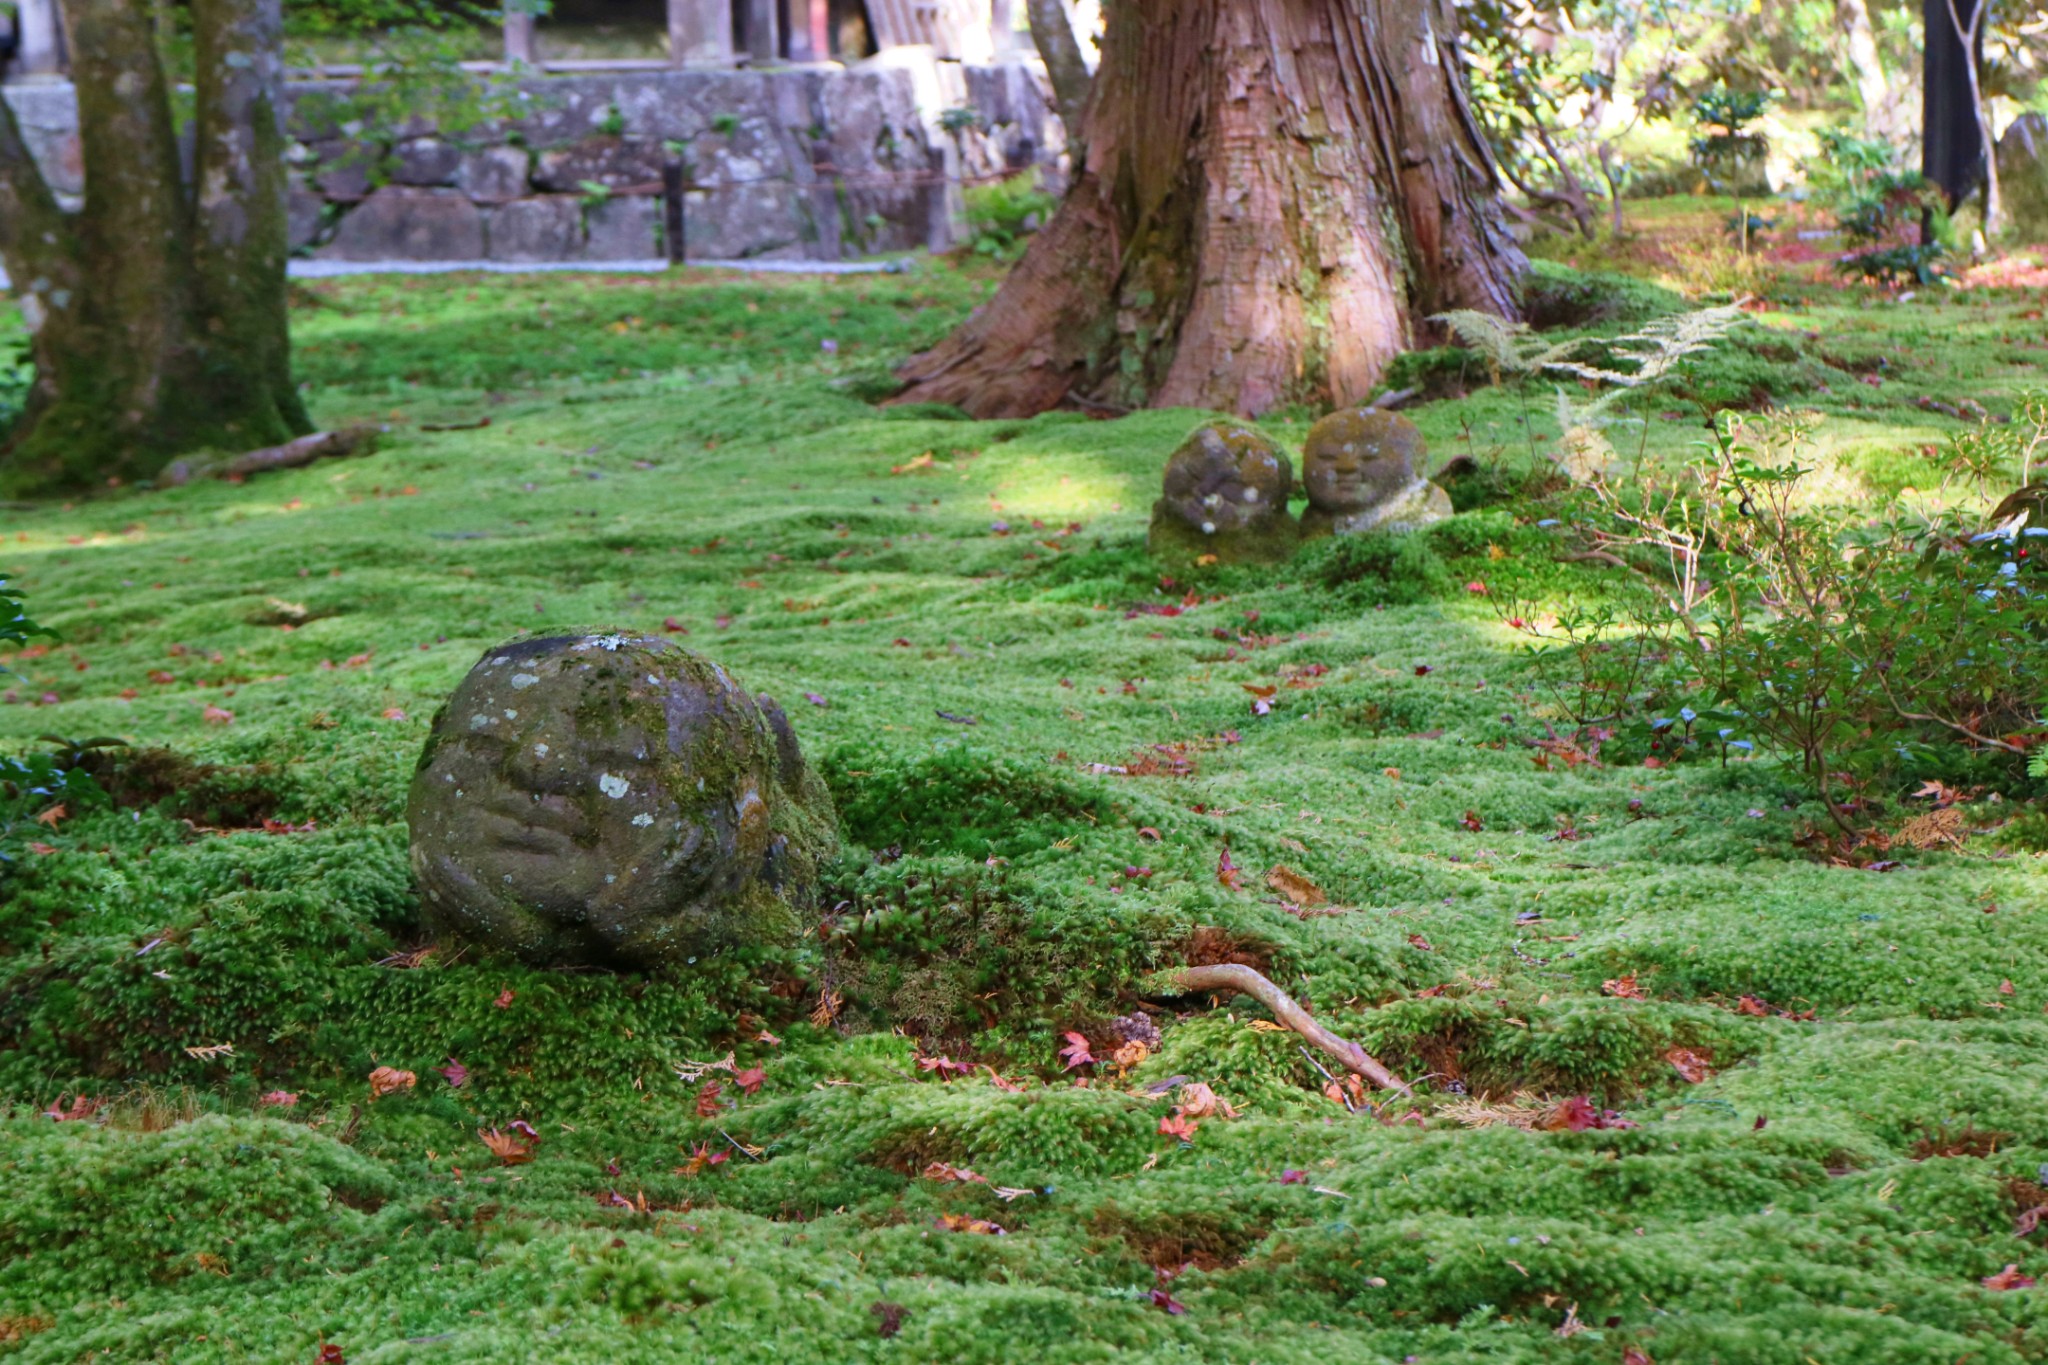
{"left": 1922, "top": 0, "right": 1983, "bottom": 209}
{"left": 0, "top": 0, "right": 309, "bottom": 494}
{"left": 1026, "top": 0, "right": 1092, "bottom": 136}
{"left": 1835, "top": 0, "right": 1896, "bottom": 144}
{"left": 894, "top": 0, "right": 1523, "bottom": 420}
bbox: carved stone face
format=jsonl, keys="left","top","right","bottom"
{"left": 1157, "top": 423, "right": 1293, "bottom": 535}
{"left": 1301, "top": 410, "right": 1426, "bottom": 514}
{"left": 406, "top": 634, "right": 835, "bottom": 969}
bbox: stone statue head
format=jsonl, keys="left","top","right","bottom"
{"left": 1300, "top": 410, "right": 1427, "bottom": 515}
{"left": 407, "top": 633, "right": 836, "bottom": 969}
{"left": 1158, "top": 422, "right": 1293, "bottom": 535}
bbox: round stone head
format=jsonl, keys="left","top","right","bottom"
{"left": 1301, "top": 410, "right": 1427, "bottom": 515}
{"left": 1159, "top": 423, "right": 1293, "bottom": 535}
{"left": 406, "top": 634, "right": 836, "bottom": 969}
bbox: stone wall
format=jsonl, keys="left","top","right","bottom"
{"left": 2, "top": 58, "right": 1064, "bottom": 265}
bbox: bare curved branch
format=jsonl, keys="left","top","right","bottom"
{"left": 1144, "top": 963, "right": 1409, "bottom": 1094}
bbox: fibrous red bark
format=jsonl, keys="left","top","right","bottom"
{"left": 894, "top": 0, "right": 1524, "bottom": 420}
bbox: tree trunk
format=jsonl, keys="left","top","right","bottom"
{"left": 1922, "top": 0, "right": 1982, "bottom": 208}
{"left": 894, "top": 0, "right": 1523, "bottom": 420}
{"left": 1026, "top": 0, "right": 1092, "bottom": 136}
{"left": 1835, "top": 0, "right": 1897, "bottom": 144}
{"left": 0, "top": 0, "right": 309, "bottom": 495}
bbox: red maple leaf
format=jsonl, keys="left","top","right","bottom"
{"left": 916, "top": 1055, "right": 970, "bottom": 1080}
{"left": 695, "top": 1081, "right": 725, "bottom": 1117}
{"left": 1058, "top": 1032, "right": 1095, "bottom": 1070}
{"left": 733, "top": 1066, "right": 766, "bottom": 1095}
{"left": 493, "top": 988, "right": 515, "bottom": 1009}
{"left": 1217, "top": 848, "right": 1243, "bottom": 891}
{"left": 1460, "top": 810, "right": 1484, "bottom": 832}
{"left": 1602, "top": 973, "right": 1647, "bottom": 1000}
{"left": 1159, "top": 1113, "right": 1199, "bottom": 1142}
{"left": 437, "top": 1059, "right": 469, "bottom": 1088}
{"left": 1983, "top": 1264, "right": 2036, "bottom": 1291}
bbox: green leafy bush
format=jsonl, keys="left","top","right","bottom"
{"left": 961, "top": 172, "right": 1058, "bottom": 260}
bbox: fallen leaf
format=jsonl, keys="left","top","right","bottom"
{"left": 1159, "top": 1112, "right": 1200, "bottom": 1141}
{"left": 1265, "top": 865, "right": 1326, "bottom": 908}
{"left": 42, "top": 1094, "right": 100, "bottom": 1122}
{"left": 1983, "top": 1264, "right": 2036, "bottom": 1291}
{"left": 318, "top": 1345, "right": 346, "bottom": 1365}
{"left": 1176, "top": 1082, "right": 1236, "bottom": 1120}
{"left": 921, "top": 1161, "right": 988, "bottom": 1185}
{"left": 733, "top": 1065, "right": 766, "bottom": 1095}
{"left": 381, "top": 708, "right": 407, "bottom": 721}
{"left": 34, "top": 804, "right": 64, "bottom": 827}
{"left": 1059, "top": 1032, "right": 1095, "bottom": 1070}
{"left": 1735, "top": 995, "right": 1771, "bottom": 1016}
{"left": 437, "top": 1059, "right": 469, "bottom": 1088}
{"left": 1278, "top": 1169, "right": 1308, "bottom": 1185}
{"left": 1460, "top": 809, "right": 1484, "bottom": 833}
{"left": 1407, "top": 933, "right": 1434, "bottom": 951}
{"left": 935, "top": 1212, "right": 1005, "bottom": 1235}
{"left": 695, "top": 1080, "right": 725, "bottom": 1117}
{"left": 203, "top": 704, "right": 235, "bottom": 724}
{"left": 494, "top": 988, "right": 515, "bottom": 1009}
{"left": 1622, "top": 1349, "right": 1656, "bottom": 1365}
{"left": 368, "top": 1066, "right": 416, "bottom": 1098}
{"left": 1217, "top": 847, "right": 1244, "bottom": 891}
{"left": 258, "top": 1090, "right": 298, "bottom": 1108}
{"left": 917, "top": 1054, "right": 972, "bottom": 1080}
{"left": 478, "top": 1125, "right": 538, "bottom": 1165}
{"left": 1665, "top": 1047, "right": 1712, "bottom": 1084}
{"left": 1602, "top": 973, "right": 1647, "bottom": 1000}
{"left": 27, "top": 841, "right": 57, "bottom": 855}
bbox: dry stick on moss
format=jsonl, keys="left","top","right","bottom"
{"left": 1142, "top": 963, "right": 1409, "bottom": 1094}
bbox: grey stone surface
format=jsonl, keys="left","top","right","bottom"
{"left": 319, "top": 187, "right": 485, "bottom": 261}
{"left": 308, "top": 139, "right": 376, "bottom": 201}
{"left": 1300, "top": 410, "right": 1451, "bottom": 538}
{"left": 586, "top": 196, "right": 660, "bottom": 260}
{"left": 5, "top": 64, "right": 1044, "bottom": 266}
{"left": 456, "top": 144, "right": 531, "bottom": 203}
{"left": 1, "top": 83, "right": 83, "bottom": 196}
{"left": 406, "top": 633, "right": 837, "bottom": 969}
{"left": 391, "top": 136, "right": 463, "bottom": 186}
{"left": 1998, "top": 113, "right": 2048, "bottom": 243}
{"left": 486, "top": 195, "right": 583, "bottom": 262}
{"left": 287, "top": 184, "right": 327, "bottom": 251}
{"left": 533, "top": 136, "right": 667, "bottom": 194}
{"left": 1148, "top": 423, "right": 1299, "bottom": 567}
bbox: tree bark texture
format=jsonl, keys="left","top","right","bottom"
{"left": 1921, "top": 0, "right": 1983, "bottom": 207}
{"left": 1834, "top": 0, "right": 1897, "bottom": 144}
{"left": 1026, "top": 0, "right": 1092, "bottom": 136}
{"left": 894, "top": 0, "right": 1524, "bottom": 420}
{"left": 0, "top": 0, "right": 309, "bottom": 494}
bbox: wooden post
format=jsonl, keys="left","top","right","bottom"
{"left": 662, "top": 158, "right": 687, "bottom": 264}
{"left": 14, "top": 0, "right": 65, "bottom": 75}
{"left": 668, "top": 0, "right": 733, "bottom": 66}
{"left": 744, "top": 0, "right": 779, "bottom": 63}
{"left": 503, "top": 6, "right": 537, "bottom": 66}
{"left": 808, "top": 0, "right": 830, "bottom": 60}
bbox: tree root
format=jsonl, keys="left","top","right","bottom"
{"left": 160, "top": 425, "right": 378, "bottom": 487}
{"left": 1140, "top": 963, "right": 1409, "bottom": 1094}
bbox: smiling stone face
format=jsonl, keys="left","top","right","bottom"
{"left": 406, "top": 634, "right": 836, "bottom": 969}
{"left": 1299, "top": 409, "right": 1452, "bottom": 537}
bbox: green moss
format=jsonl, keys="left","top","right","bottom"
{"left": 0, "top": 238, "right": 2043, "bottom": 1361}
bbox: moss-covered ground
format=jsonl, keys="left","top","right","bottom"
{"left": 3, "top": 208, "right": 2047, "bottom": 1362}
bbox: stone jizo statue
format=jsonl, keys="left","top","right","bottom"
{"left": 407, "top": 634, "right": 836, "bottom": 969}
{"left": 1299, "top": 409, "right": 1452, "bottom": 538}
{"left": 1147, "top": 422, "right": 1298, "bottom": 566}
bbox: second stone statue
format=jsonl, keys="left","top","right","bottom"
{"left": 1299, "top": 409, "right": 1452, "bottom": 538}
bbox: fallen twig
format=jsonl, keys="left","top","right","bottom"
{"left": 1141, "top": 962, "right": 1408, "bottom": 1093}
{"left": 160, "top": 425, "right": 380, "bottom": 486}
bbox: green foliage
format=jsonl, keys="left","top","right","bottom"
{"left": 961, "top": 172, "right": 1057, "bottom": 261}
{"left": 1296, "top": 531, "right": 1451, "bottom": 607}
{"left": 1, "top": 246, "right": 2046, "bottom": 1362}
